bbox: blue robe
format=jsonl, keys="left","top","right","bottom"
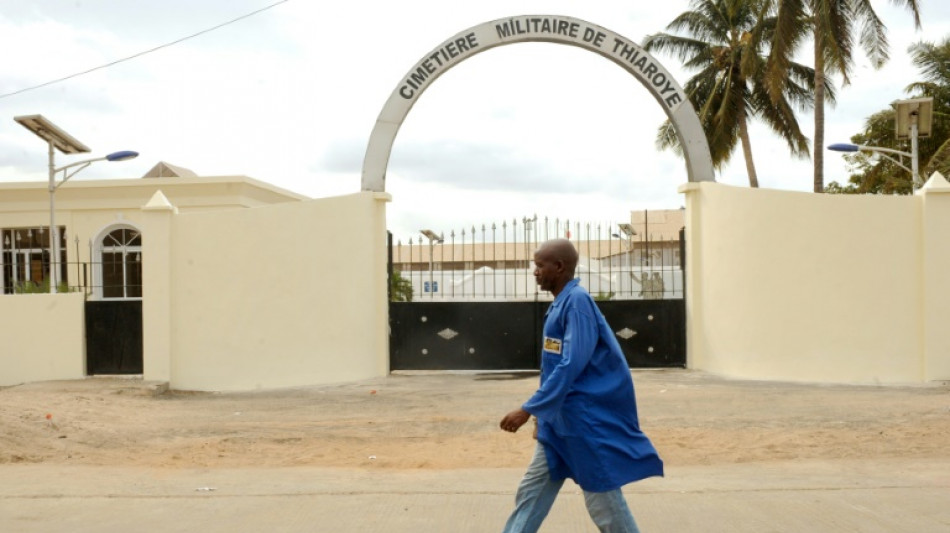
{"left": 522, "top": 279, "right": 664, "bottom": 492}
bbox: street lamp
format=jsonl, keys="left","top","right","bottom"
{"left": 827, "top": 97, "right": 933, "bottom": 189}
{"left": 420, "top": 229, "right": 442, "bottom": 298}
{"left": 616, "top": 223, "right": 636, "bottom": 240}
{"left": 15, "top": 114, "right": 138, "bottom": 293}
{"left": 522, "top": 215, "right": 537, "bottom": 292}
{"left": 613, "top": 223, "right": 636, "bottom": 267}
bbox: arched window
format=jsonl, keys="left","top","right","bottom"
{"left": 98, "top": 227, "right": 142, "bottom": 299}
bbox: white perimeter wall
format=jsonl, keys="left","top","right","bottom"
{"left": 0, "top": 293, "right": 85, "bottom": 386}
{"left": 141, "top": 191, "right": 391, "bottom": 391}
{"left": 7, "top": 181, "right": 949, "bottom": 389}
{"left": 681, "top": 179, "right": 950, "bottom": 384}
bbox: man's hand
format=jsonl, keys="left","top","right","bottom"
{"left": 500, "top": 408, "right": 531, "bottom": 433}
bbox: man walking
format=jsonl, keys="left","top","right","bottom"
{"left": 500, "top": 239, "right": 663, "bottom": 532}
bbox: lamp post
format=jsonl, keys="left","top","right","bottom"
{"left": 522, "top": 215, "right": 537, "bottom": 296}
{"left": 827, "top": 143, "right": 919, "bottom": 185}
{"left": 613, "top": 223, "right": 636, "bottom": 269}
{"left": 827, "top": 97, "right": 933, "bottom": 190}
{"left": 522, "top": 214, "right": 537, "bottom": 250}
{"left": 15, "top": 115, "right": 138, "bottom": 293}
{"left": 420, "top": 229, "right": 442, "bottom": 298}
{"left": 612, "top": 224, "right": 638, "bottom": 297}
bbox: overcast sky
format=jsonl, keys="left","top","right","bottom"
{"left": 1, "top": 0, "right": 948, "bottom": 242}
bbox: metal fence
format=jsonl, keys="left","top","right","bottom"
{"left": 1, "top": 258, "right": 142, "bottom": 298}
{"left": 390, "top": 216, "right": 684, "bottom": 301}
{"left": 2, "top": 226, "right": 142, "bottom": 297}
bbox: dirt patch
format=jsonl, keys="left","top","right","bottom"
{"left": 1, "top": 371, "right": 948, "bottom": 469}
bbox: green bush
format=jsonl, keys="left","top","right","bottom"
{"left": 14, "top": 279, "right": 72, "bottom": 294}
{"left": 390, "top": 270, "right": 414, "bottom": 302}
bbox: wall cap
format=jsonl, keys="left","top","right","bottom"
{"left": 919, "top": 171, "right": 950, "bottom": 194}
{"left": 678, "top": 182, "right": 702, "bottom": 194}
{"left": 141, "top": 190, "right": 178, "bottom": 212}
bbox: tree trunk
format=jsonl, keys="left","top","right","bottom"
{"left": 813, "top": 35, "right": 825, "bottom": 193}
{"left": 738, "top": 110, "right": 759, "bottom": 187}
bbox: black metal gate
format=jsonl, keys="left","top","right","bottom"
{"left": 85, "top": 300, "right": 143, "bottom": 375}
{"left": 390, "top": 299, "right": 685, "bottom": 370}
{"left": 391, "top": 301, "right": 541, "bottom": 370}
{"left": 388, "top": 215, "right": 687, "bottom": 371}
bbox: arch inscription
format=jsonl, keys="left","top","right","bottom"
{"left": 361, "top": 15, "right": 714, "bottom": 191}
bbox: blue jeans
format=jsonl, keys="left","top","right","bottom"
{"left": 502, "top": 444, "right": 641, "bottom": 533}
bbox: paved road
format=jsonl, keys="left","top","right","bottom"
{"left": 2, "top": 458, "right": 948, "bottom": 532}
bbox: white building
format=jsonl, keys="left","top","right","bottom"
{"left": 1, "top": 162, "right": 307, "bottom": 297}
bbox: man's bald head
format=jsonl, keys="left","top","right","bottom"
{"left": 535, "top": 239, "right": 579, "bottom": 277}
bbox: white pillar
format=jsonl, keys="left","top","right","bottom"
{"left": 141, "top": 191, "right": 177, "bottom": 384}
{"left": 372, "top": 192, "right": 393, "bottom": 376}
{"left": 677, "top": 181, "right": 706, "bottom": 370}
{"left": 919, "top": 173, "right": 950, "bottom": 381}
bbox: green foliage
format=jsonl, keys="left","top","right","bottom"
{"left": 828, "top": 38, "right": 950, "bottom": 195}
{"left": 593, "top": 292, "right": 615, "bottom": 301}
{"left": 390, "top": 270, "right": 414, "bottom": 302}
{"left": 14, "top": 279, "right": 71, "bottom": 294}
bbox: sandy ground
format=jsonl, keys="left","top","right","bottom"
{"left": 1, "top": 370, "right": 949, "bottom": 470}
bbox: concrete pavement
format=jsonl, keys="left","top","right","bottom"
{"left": 2, "top": 458, "right": 948, "bottom": 532}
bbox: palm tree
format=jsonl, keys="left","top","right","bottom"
{"left": 766, "top": 0, "right": 921, "bottom": 193}
{"left": 905, "top": 38, "right": 950, "bottom": 176}
{"left": 644, "top": 0, "right": 817, "bottom": 187}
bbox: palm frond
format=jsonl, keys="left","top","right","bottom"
{"left": 814, "top": 0, "right": 854, "bottom": 81}
{"left": 851, "top": 0, "right": 889, "bottom": 68}
{"left": 643, "top": 33, "right": 712, "bottom": 64}
{"left": 907, "top": 39, "right": 950, "bottom": 86}
{"left": 664, "top": 8, "right": 722, "bottom": 43}
{"left": 751, "top": 85, "right": 810, "bottom": 157}
{"left": 765, "top": 0, "right": 807, "bottom": 101}
{"left": 895, "top": 0, "right": 922, "bottom": 30}
{"left": 655, "top": 119, "right": 683, "bottom": 155}
{"left": 924, "top": 136, "right": 950, "bottom": 178}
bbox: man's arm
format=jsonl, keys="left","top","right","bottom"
{"left": 521, "top": 305, "right": 598, "bottom": 424}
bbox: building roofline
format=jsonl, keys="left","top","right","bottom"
{"left": 0, "top": 175, "right": 310, "bottom": 201}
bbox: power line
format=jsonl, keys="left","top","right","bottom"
{"left": 0, "top": 0, "right": 290, "bottom": 100}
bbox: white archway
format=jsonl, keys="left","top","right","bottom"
{"left": 362, "top": 15, "right": 714, "bottom": 192}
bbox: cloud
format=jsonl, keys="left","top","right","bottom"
{"left": 0, "top": 142, "right": 38, "bottom": 172}
{"left": 326, "top": 134, "right": 688, "bottom": 199}
{"left": 1, "top": 0, "right": 945, "bottom": 228}
{"left": 390, "top": 140, "right": 560, "bottom": 191}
